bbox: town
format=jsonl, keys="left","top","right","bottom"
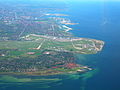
{"left": 0, "top": 2, "right": 104, "bottom": 76}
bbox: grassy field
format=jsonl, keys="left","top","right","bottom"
{"left": 0, "top": 34, "right": 104, "bottom": 58}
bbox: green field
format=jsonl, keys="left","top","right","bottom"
{"left": 0, "top": 34, "right": 104, "bottom": 58}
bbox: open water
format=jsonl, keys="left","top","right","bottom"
{"left": 67, "top": 1, "right": 120, "bottom": 90}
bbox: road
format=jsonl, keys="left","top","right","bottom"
{"left": 36, "top": 39, "right": 46, "bottom": 50}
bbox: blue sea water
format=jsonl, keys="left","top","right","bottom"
{"left": 1, "top": 1, "right": 120, "bottom": 90}
{"left": 66, "top": 1, "right": 120, "bottom": 90}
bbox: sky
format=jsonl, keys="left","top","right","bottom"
{"left": 1, "top": 0, "right": 120, "bottom": 3}
{"left": 40, "top": 0, "right": 120, "bottom": 1}
{"left": 33, "top": 0, "right": 120, "bottom": 3}
{"left": 3, "top": 0, "right": 120, "bottom": 1}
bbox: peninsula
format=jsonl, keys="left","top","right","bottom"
{"left": 0, "top": 2, "right": 104, "bottom": 76}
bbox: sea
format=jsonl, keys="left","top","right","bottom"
{"left": 67, "top": 1, "right": 120, "bottom": 90}
{"left": 1, "top": 1, "right": 120, "bottom": 90}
